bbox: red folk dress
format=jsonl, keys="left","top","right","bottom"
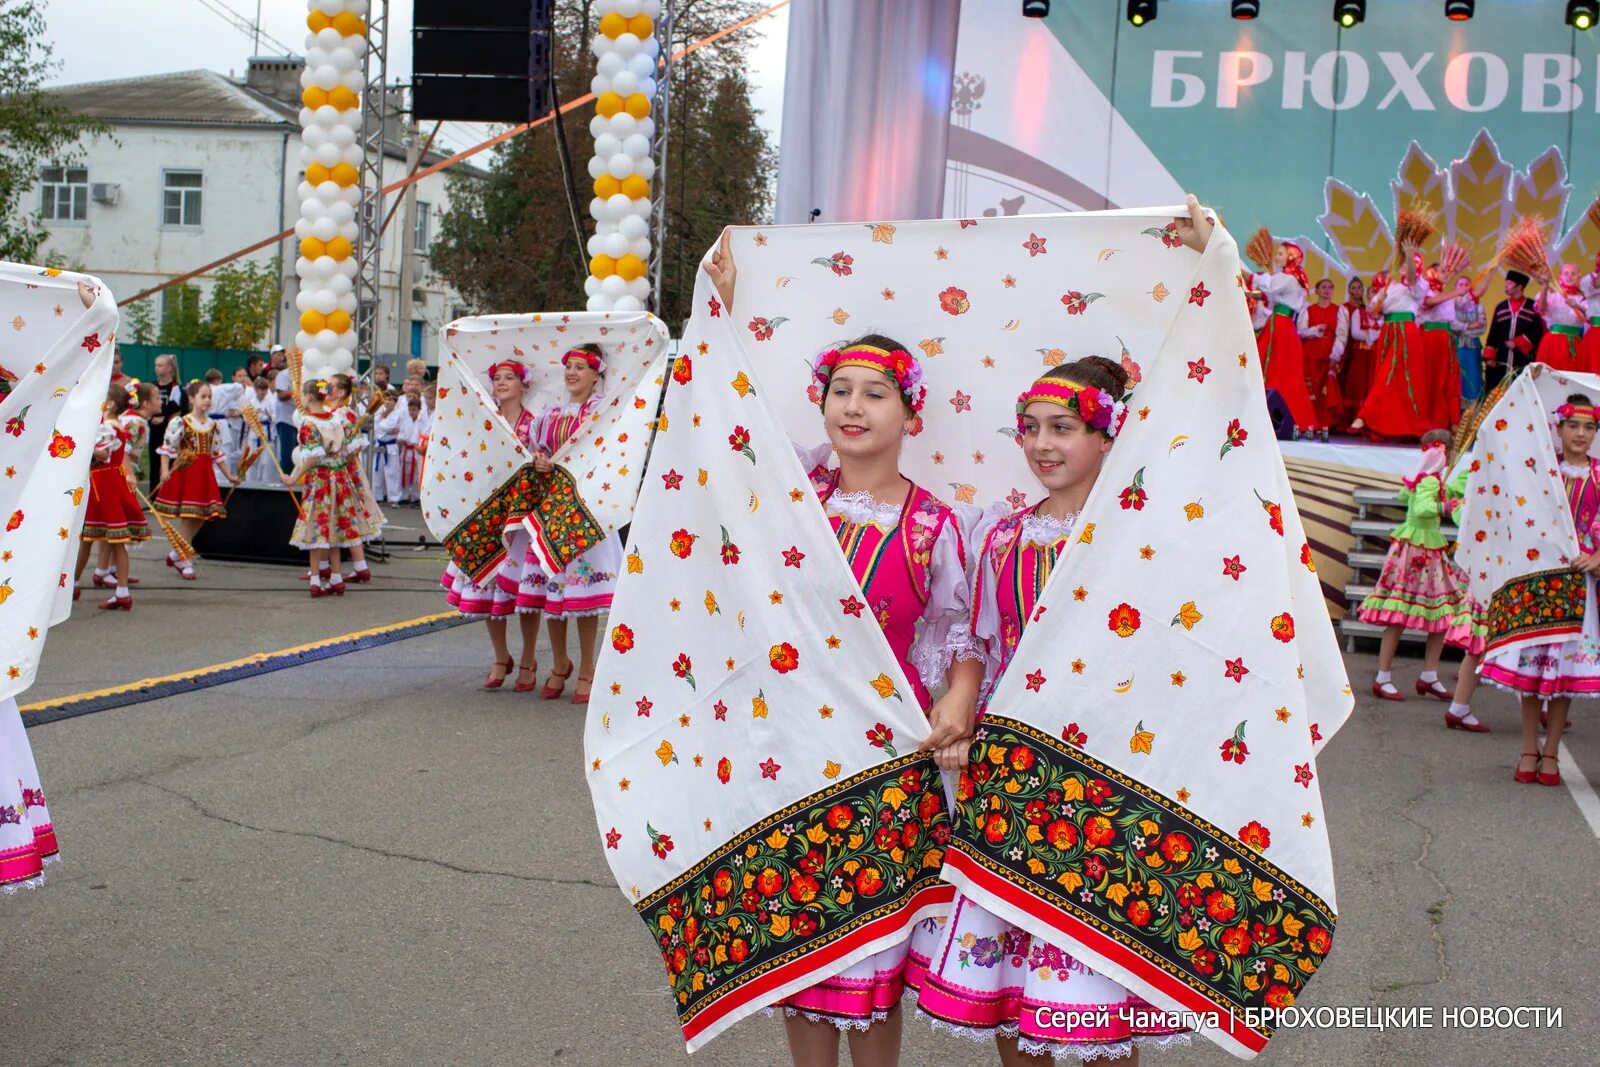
{"left": 151, "top": 414, "right": 227, "bottom": 521}
{"left": 81, "top": 420, "right": 150, "bottom": 544}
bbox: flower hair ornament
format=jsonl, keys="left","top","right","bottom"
{"left": 1555, "top": 402, "right": 1599, "bottom": 424}
{"left": 563, "top": 348, "right": 606, "bottom": 375}
{"left": 124, "top": 378, "right": 141, "bottom": 407}
{"left": 1015, "top": 379, "right": 1130, "bottom": 440}
{"left": 810, "top": 343, "right": 927, "bottom": 414}
{"left": 486, "top": 359, "right": 531, "bottom": 385}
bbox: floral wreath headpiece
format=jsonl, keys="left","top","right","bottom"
{"left": 1015, "top": 379, "right": 1130, "bottom": 439}
{"left": 486, "top": 360, "right": 530, "bottom": 385}
{"left": 1555, "top": 402, "right": 1598, "bottom": 424}
{"left": 810, "top": 343, "right": 926, "bottom": 413}
{"left": 563, "top": 348, "right": 606, "bottom": 375}
{"left": 123, "top": 378, "right": 141, "bottom": 408}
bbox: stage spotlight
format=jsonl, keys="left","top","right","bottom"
{"left": 1445, "top": 0, "right": 1473, "bottom": 19}
{"left": 1127, "top": 0, "right": 1156, "bottom": 27}
{"left": 1232, "top": 0, "right": 1260, "bottom": 18}
{"left": 1570, "top": 1, "right": 1598, "bottom": 30}
{"left": 1022, "top": 0, "right": 1049, "bottom": 16}
{"left": 1334, "top": 0, "right": 1365, "bottom": 28}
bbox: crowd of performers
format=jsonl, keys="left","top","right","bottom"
{"left": 1245, "top": 236, "right": 1600, "bottom": 443}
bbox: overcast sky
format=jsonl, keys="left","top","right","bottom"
{"left": 39, "top": 0, "right": 789, "bottom": 156}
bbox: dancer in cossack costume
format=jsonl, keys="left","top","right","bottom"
{"left": 1482, "top": 269, "right": 1546, "bottom": 392}
{"left": 73, "top": 383, "right": 152, "bottom": 610}
{"left": 510, "top": 345, "right": 622, "bottom": 704}
{"left": 1357, "top": 430, "right": 1465, "bottom": 701}
{"left": 284, "top": 379, "right": 384, "bottom": 598}
{"left": 705, "top": 235, "right": 985, "bottom": 1067}
{"left": 151, "top": 381, "right": 237, "bottom": 580}
{"left": 439, "top": 359, "right": 544, "bottom": 691}
{"left": 1535, "top": 262, "right": 1589, "bottom": 373}
{"left": 1352, "top": 244, "right": 1435, "bottom": 440}
{"left": 1250, "top": 241, "right": 1320, "bottom": 434}
{"left": 911, "top": 358, "right": 1191, "bottom": 1064}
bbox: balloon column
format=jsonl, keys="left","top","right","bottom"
{"left": 294, "top": 0, "right": 368, "bottom": 380}
{"left": 584, "top": 0, "right": 661, "bottom": 314}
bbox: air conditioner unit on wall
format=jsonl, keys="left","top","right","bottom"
{"left": 90, "top": 183, "right": 120, "bottom": 205}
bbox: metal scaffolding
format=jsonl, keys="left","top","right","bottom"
{"left": 355, "top": 0, "right": 390, "bottom": 368}
{"left": 648, "top": 0, "right": 674, "bottom": 316}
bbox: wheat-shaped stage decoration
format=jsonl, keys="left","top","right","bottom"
{"left": 1246, "top": 226, "right": 1274, "bottom": 272}
{"left": 1585, "top": 195, "right": 1600, "bottom": 238}
{"left": 133, "top": 484, "right": 197, "bottom": 561}
{"left": 1500, "top": 217, "right": 1552, "bottom": 282}
{"left": 1394, "top": 201, "right": 1438, "bottom": 251}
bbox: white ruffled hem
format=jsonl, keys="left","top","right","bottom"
{"left": 917, "top": 1009, "right": 1194, "bottom": 1062}
{"left": 761, "top": 1005, "right": 894, "bottom": 1032}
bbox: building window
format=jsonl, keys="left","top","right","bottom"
{"left": 413, "top": 201, "right": 431, "bottom": 254}
{"left": 39, "top": 165, "right": 88, "bottom": 221}
{"left": 162, "top": 169, "right": 203, "bottom": 227}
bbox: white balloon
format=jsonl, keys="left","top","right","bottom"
{"left": 625, "top": 277, "right": 651, "bottom": 299}
{"left": 297, "top": 180, "right": 316, "bottom": 201}
{"left": 337, "top": 293, "right": 357, "bottom": 313}
{"left": 595, "top": 0, "right": 624, "bottom": 13}
{"left": 642, "top": 35, "right": 660, "bottom": 58}
{"left": 589, "top": 196, "right": 608, "bottom": 221}
{"left": 607, "top": 153, "right": 635, "bottom": 179}
{"left": 337, "top": 330, "right": 357, "bottom": 351}
{"left": 340, "top": 70, "right": 364, "bottom": 93}
{"left": 642, "top": 0, "right": 662, "bottom": 18}
{"left": 295, "top": 291, "right": 315, "bottom": 312}
{"left": 330, "top": 347, "right": 354, "bottom": 370}
{"left": 312, "top": 217, "right": 338, "bottom": 241}
{"left": 597, "top": 52, "right": 625, "bottom": 78}
{"left": 614, "top": 33, "right": 641, "bottom": 58}
{"left": 638, "top": 77, "right": 656, "bottom": 100}
{"left": 589, "top": 35, "right": 609, "bottom": 60}
{"left": 314, "top": 64, "right": 341, "bottom": 89}
{"left": 587, "top": 234, "right": 605, "bottom": 257}
{"left": 600, "top": 274, "right": 627, "bottom": 299}
{"left": 336, "top": 184, "right": 361, "bottom": 205}
{"left": 336, "top": 221, "right": 359, "bottom": 243}
{"left": 635, "top": 117, "right": 655, "bottom": 141}
{"left": 590, "top": 74, "right": 612, "bottom": 98}
{"left": 614, "top": 295, "right": 645, "bottom": 312}
{"left": 327, "top": 272, "right": 353, "bottom": 294}
{"left": 314, "top": 142, "right": 342, "bottom": 167}
{"left": 593, "top": 133, "right": 622, "bottom": 159}
{"left": 618, "top": 213, "right": 648, "bottom": 239}
{"left": 296, "top": 330, "right": 315, "bottom": 350}
{"left": 617, "top": 0, "right": 643, "bottom": 15}
{"left": 329, "top": 47, "right": 358, "bottom": 72}
{"left": 587, "top": 293, "right": 611, "bottom": 312}
{"left": 314, "top": 104, "right": 341, "bottom": 128}
{"left": 328, "top": 200, "right": 355, "bottom": 226}
{"left": 294, "top": 219, "right": 313, "bottom": 240}
{"left": 630, "top": 197, "right": 652, "bottom": 218}
{"left": 302, "top": 125, "right": 327, "bottom": 150}
{"left": 294, "top": 256, "right": 313, "bottom": 277}
{"left": 606, "top": 192, "right": 634, "bottom": 217}
{"left": 589, "top": 114, "right": 609, "bottom": 139}
{"left": 628, "top": 237, "right": 651, "bottom": 259}
{"left": 298, "top": 106, "right": 316, "bottom": 127}
{"left": 628, "top": 53, "right": 657, "bottom": 81}
{"left": 603, "top": 233, "right": 629, "bottom": 258}
{"left": 312, "top": 289, "right": 338, "bottom": 314}
{"left": 611, "top": 71, "right": 639, "bottom": 97}
{"left": 306, "top": 46, "right": 330, "bottom": 70}
{"left": 314, "top": 255, "right": 339, "bottom": 276}
{"left": 586, "top": 155, "right": 607, "bottom": 181}
{"left": 636, "top": 158, "right": 656, "bottom": 182}
{"left": 622, "top": 134, "right": 650, "bottom": 159}
{"left": 328, "top": 124, "right": 356, "bottom": 148}
{"left": 315, "top": 328, "right": 340, "bottom": 349}
{"left": 346, "top": 0, "right": 369, "bottom": 16}
{"left": 315, "top": 27, "right": 343, "bottom": 50}
{"left": 298, "top": 145, "right": 317, "bottom": 167}
{"left": 336, "top": 258, "right": 358, "bottom": 278}
{"left": 607, "top": 113, "right": 637, "bottom": 138}
{"left": 584, "top": 276, "right": 602, "bottom": 297}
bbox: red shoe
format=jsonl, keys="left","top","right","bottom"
{"left": 125, "top": 576, "right": 140, "bottom": 586}
{"left": 308, "top": 584, "right": 325, "bottom": 598}
{"left": 1444, "top": 711, "right": 1491, "bottom": 733}
{"left": 483, "top": 656, "right": 514, "bottom": 690}
{"left": 328, "top": 580, "right": 345, "bottom": 596}
{"left": 541, "top": 663, "right": 574, "bottom": 699}
{"left": 97, "top": 594, "right": 132, "bottom": 611}
{"left": 1537, "top": 754, "right": 1561, "bottom": 787}
{"left": 1513, "top": 752, "right": 1540, "bottom": 784}
{"left": 571, "top": 675, "right": 594, "bottom": 706}
{"left": 92, "top": 573, "right": 110, "bottom": 588}
{"left": 73, "top": 585, "right": 81, "bottom": 601}
{"left": 512, "top": 662, "right": 540, "bottom": 693}
{"left": 1371, "top": 680, "right": 1404, "bottom": 701}
{"left": 1415, "top": 678, "right": 1451, "bottom": 701}
{"left": 345, "top": 569, "right": 371, "bottom": 583}
{"left": 177, "top": 565, "right": 196, "bottom": 581}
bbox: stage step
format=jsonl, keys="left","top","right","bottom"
{"left": 1345, "top": 583, "right": 1374, "bottom": 602}
{"left": 1351, "top": 487, "right": 1403, "bottom": 508}
{"left": 1350, "top": 518, "right": 1458, "bottom": 541}
{"left": 1337, "top": 617, "right": 1430, "bottom": 646}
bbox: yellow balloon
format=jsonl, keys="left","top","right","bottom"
{"left": 620, "top": 175, "right": 650, "bottom": 200}
{"left": 330, "top": 162, "right": 359, "bottom": 187}
{"left": 593, "top": 174, "right": 621, "bottom": 199}
{"left": 331, "top": 11, "right": 367, "bottom": 37}
{"left": 590, "top": 254, "right": 618, "bottom": 278}
{"left": 627, "top": 15, "right": 654, "bottom": 37}
{"left": 624, "top": 93, "right": 652, "bottom": 119}
{"left": 596, "top": 92, "right": 625, "bottom": 118}
{"left": 307, "top": 11, "right": 333, "bottom": 32}
{"left": 300, "top": 309, "right": 328, "bottom": 333}
{"left": 599, "top": 12, "right": 628, "bottom": 38}
{"left": 302, "top": 86, "right": 329, "bottom": 109}
{"left": 305, "top": 163, "right": 331, "bottom": 186}
{"left": 325, "top": 236, "right": 354, "bottom": 261}
{"left": 326, "top": 309, "right": 352, "bottom": 334}
{"left": 617, "top": 254, "right": 647, "bottom": 281}
{"left": 328, "top": 86, "right": 360, "bottom": 111}
{"left": 300, "top": 236, "right": 327, "bottom": 260}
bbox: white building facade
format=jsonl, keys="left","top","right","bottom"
{"left": 37, "top": 59, "right": 477, "bottom": 365}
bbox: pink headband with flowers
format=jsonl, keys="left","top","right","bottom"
{"left": 487, "top": 360, "right": 530, "bottom": 384}
{"left": 1015, "top": 379, "right": 1129, "bottom": 439}
{"left": 564, "top": 349, "right": 606, "bottom": 375}
{"left": 811, "top": 344, "right": 926, "bottom": 413}
{"left": 1556, "top": 402, "right": 1598, "bottom": 423}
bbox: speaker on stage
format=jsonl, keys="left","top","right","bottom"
{"left": 413, "top": 0, "right": 556, "bottom": 124}
{"left": 192, "top": 486, "right": 305, "bottom": 565}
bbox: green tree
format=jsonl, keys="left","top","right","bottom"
{"left": 432, "top": 0, "right": 775, "bottom": 325}
{"left": 122, "top": 297, "right": 156, "bottom": 344}
{"left": 0, "top": 0, "right": 109, "bottom": 262}
{"left": 203, "top": 256, "right": 280, "bottom": 349}
{"left": 157, "top": 284, "right": 206, "bottom": 346}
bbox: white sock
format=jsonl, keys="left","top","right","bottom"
{"left": 1420, "top": 670, "right": 1439, "bottom": 684}
{"left": 1376, "top": 670, "right": 1393, "bottom": 684}
{"left": 94, "top": 567, "right": 108, "bottom": 578}
{"left": 167, "top": 550, "right": 179, "bottom": 562}
{"left": 115, "top": 585, "right": 128, "bottom": 597}
{"left": 352, "top": 561, "right": 368, "bottom": 573}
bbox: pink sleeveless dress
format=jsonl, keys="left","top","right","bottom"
{"left": 776, "top": 453, "right": 980, "bottom": 1029}
{"left": 911, "top": 504, "right": 1192, "bottom": 1061}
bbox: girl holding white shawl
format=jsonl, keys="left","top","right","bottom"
{"left": 911, "top": 357, "right": 1191, "bottom": 1063}
{"left": 706, "top": 238, "right": 986, "bottom": 1065}
{"left": 1479, "top": 388, "right": 1600, "bottom": 785}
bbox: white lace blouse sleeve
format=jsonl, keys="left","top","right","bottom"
{"left": 156, "top": 416, "right": 184, "bottom": 458}
{"left": 791, "top": 440, "right": 834, "bottom": 473}
{"left": 907, "top": 508, "right": 989, "bottom": 692}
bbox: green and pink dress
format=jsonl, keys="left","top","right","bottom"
{"left": 1356, "top": 464, "right": 1465, "bottom": 632}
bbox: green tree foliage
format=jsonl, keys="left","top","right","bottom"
{"left": 0, "top": 0, "right": 109, "bottom": 262}
{"left": 122, "top": 297, "right": 156, "bottom": 344}
{"left": 432, "top": 0, "right": 775, "bottom": 326}
{"left": 203, "top": 256, "right": 281, "bottom": 349}
{"left": 157, "top": 284, "right": 205, "bottom": 346}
